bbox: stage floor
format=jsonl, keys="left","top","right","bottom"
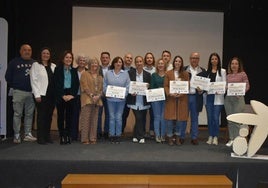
{"left": 1, "top": 130, "right": 268, "bottom": 188}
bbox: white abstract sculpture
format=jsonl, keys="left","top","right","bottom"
{"left": 227, "top": 100, "right": 268, "bottom": 157}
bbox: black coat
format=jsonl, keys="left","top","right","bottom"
{"left": 54, "top": 64, "right": 79, "bottom": 104}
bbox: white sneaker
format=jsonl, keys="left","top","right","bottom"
{"left": 155, "top": 136, "right": 161, "bottom": 143}
{"left": 226, "top": 140, "right": 234, "bottom": 147}
{"left": 206, "top": 136, "right": 213, "bottom": 145}
{"left": 13, "top": 136, "right": 21, "bottom": 144}
{"left": 212, "top": 137, "right": 218, "bottom": 145}
{"left": 139, "top": 138, "right": 145, "bottom": 144}
{"left": 132, "top": 138, "right": 138, "bottom": 143}
{"left": 24, "top": 133, "right": 37, "bottom": 141}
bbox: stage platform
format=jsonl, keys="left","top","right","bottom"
{"left": 0, "top": 130, "right": 268, "bottom": 188}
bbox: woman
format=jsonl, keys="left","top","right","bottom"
{"left": 127, "top": 56, "right": 151, "bottom": 144}
{"left": 103, "top": 56, "right": 130, "bottom": 144}
{"left": 30, "top": 47, "right": 56, "bottom": 144}
{"left": 54, "top": 50, "right": 79, "bottom": 145}
{"left": 71, "top": 54, "right": 88, "bottom": 141}
{"left": 164, "top": 55, "right": 189, "bottom": 146}
{"left": 150, "top": 58, "right": 166, "bottom": 143}
{"left": 199, "top": 52, "right": 226, "bottom": 145}
{"left": 79, "top": 57, "right": 103, "bottom": 144}
{"left": 224, "top": 57, "right": 250, "bottom": 147}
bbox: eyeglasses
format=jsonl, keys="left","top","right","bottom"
{"left": 190, "top": 57, "right": 200, "bottom": 60}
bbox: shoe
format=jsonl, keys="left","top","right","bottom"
{"left": 226, "top": 140, "right": 234, "bottom": 147}
{"left": 179, "top": 138, "right": 185, "bottom": 144}
{"left": 206, "top": 136, "right": 213, "bottom": 145}
{"left": 160, "top": 136, "right": 166, "bottom": 142}
{"left": 60, "top": 136, "right": 65, "bottom": 145}
{"left": 65, "top": 136, "right": 71, "bottom": 144}
{"left": 115, "top": 137, "right": 121, "bottom": 144}
{"left": 167, "top": 136, "right": 174, "bottom": 146}
{"left": 24, "top": 133, "right": 37, "bottom": 141}
{"left": 37, "top": 140, "right": 47, "bottom": 145}
{"left": 139, "top": 138, "right": 145, "bottom": 144}
{"left": 13, "top": 136, "right": 21, "bottom": 144}
{"left": 82, "top": 141, "right": 90, "bottom": 145}
{"left": 191, "top": 139, "right": 199, "bottom": 145}
{"left": 175, "top": 136, "right": 181, "bottom": 146}
{"left": 132, "top": 138, "right": 138, "bottom": 143}
{"left": 46, "top": 139, "right": 54, "bottom": 144}
{"left": 155, "top": 136, "right": 161, "bottom": 143}
{"left": 212, "top": 137, "right": 218, "bottom": 145}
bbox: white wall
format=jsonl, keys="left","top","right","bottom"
{"left": 72, "top": 7, "right": 223, "bottom": 67}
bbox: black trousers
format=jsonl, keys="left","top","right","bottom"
{"left": 36, "top": 96, "right": 55, "bottom": 142}
{"left": 132, "top": 109, "right": 147, "bottom": 140}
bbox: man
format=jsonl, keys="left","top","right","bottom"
{"left": 184, "top": 52, "right": 206, "bottom": 145}
{"left": 162, "top": 50, "right": 172, "bottom": 71}
{"left": 5, "top": 44, "right": 37, "bottom": 143}
{"left": 121, "top": 52, "right": 134, "bottom": 134}
{"left": 97, "top": 51, "right": 111, "bottom": 139}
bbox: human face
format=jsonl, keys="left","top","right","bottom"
{"left": 78, "top": 57, "right": 86, "bottom": 69}
{"left": 63, "top": 53, "right": 73, "bottom": 67}
{"left": 114, "top": 58, "right": 123, "bottom": 70}
{"left": 190, "top": 52, "right": 200, "bottom": 68}
{"left": 145, "top": 53, "right": 154, "bottom": 66}
{"left": 157, "top": 60, "right": 165, "bottom": 72}
{"left": 162, "top": 52, "right": 171, "bottom": 64}
{"left": 210, "top": 55, "right": 219, "bottom": 67}
{"left": 20, "top": 44, "right": 32, "bottom": 60}
{"left": 90, "top": 59, "right": 99, "bottom": 71}
{"left": 41, "top": 49, "right": 50, "bottom": 64}
{"left": 230, "top": 59, "right": 239, "bottom": 73}
{"left": 124, "top": 53, "right": 133, "bottom": 67}
{"left": 135, "top": 56, "right": 144, "bottom": 71}
{"left": 174, "top": 57, "right": 182, "bottom": 70}
{"left": 100, "top": 54, "right": 110, "bottom": 67}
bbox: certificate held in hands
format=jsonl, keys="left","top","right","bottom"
{"left": 129, "top": 81, "right": 148, "bottom": 96}
{"left": 227, "top": 83, "right": 246, "bottom": 96}
{"left": 105, "top": 85, "right": 126, "bottom": 99}
{"left": 146, "top": 88, "right": 165, "bottom": 102}
{"left": 169, "top": 80, "right": 189, "bottom": 94}
{"left": 190, "top": 75, "right": 210, "bottom": 91}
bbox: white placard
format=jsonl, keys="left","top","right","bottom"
{"left": 145, "top": 88, "right": 165, "bottom": 102}
{"left": 207, "top": 81, "right": 226, "bottom": 94}
{"left": 105, "top": 85, "right": 126, "bottom": 99}
{"left": 190, "top": 75, "right": 211, "bottom": 91}
{"left": 169, "top": 80, "right": 189, "bottom": 94}
{"left": 227, "top": 83, "right": 246, "bottom": 96}
{"left": 0, "top": 18, "right": 8, "bottom": 136}
{"left": 129, "top": 81, "right": 148, "bottom": 96}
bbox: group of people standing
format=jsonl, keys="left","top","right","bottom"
{"left": 5, "top": 44, "right": 250, "bottom": 148}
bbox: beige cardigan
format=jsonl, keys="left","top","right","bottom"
{"left": 80, "top": 71, "right": 103, "bottom": 107}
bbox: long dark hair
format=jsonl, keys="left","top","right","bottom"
{"left": 38, "top": 47, "right": 52, "bottom": 66}
{"left": 207, "top": 52, "right": 222, "bottom": 77}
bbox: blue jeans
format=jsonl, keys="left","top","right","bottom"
{"left": 166, "top": 120, "right": 186, "bottom": 137}
{"left": 205, "top": 94, "right": 223, "bottom": 137}
{"left": 188, "top": 94, "right": 199, "bottom": 139}
{"left": 107, "top": 100, "right": 125, "bottom": 136}
{"left": 12, "top": 89, "right": 35, "bottom": 136}
{"left": 151, "top": 101, "right": 166, "bottom": 137}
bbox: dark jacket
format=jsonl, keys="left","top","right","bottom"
{"left": 54, "top": 64, "right": 79, "bottom": 104}
{"left": 127, "top": 69, "right": 151, "bottom": 106}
